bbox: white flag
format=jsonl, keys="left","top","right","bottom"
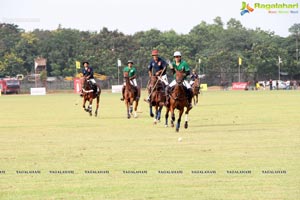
{"left": 117, "top": 59, "right": 121, "bottom": 67}
{"left": 34, "top": 62, "right": 38, "bottom": 69}
{"left": 278, "top": 56, "right": 282, "bottom": 64}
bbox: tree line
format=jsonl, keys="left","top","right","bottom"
{"left": 0, "top": 17, "right": 299, "bottom": 84}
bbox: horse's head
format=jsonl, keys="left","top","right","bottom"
{"left": 150, "top": 75, "right": 164, "bottom": 90}
{"left": 194, "top": 78, "right": 200, "bottom": 86}
{"left": 82, "top": 77, "right": 91, "bottom": 90}
{"left": 149, "top": 75, "right": 158, "bottom": 87}
{"left": 175, "top": 70, "right": 185, "bottom": 84}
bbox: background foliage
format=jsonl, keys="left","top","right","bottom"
{"left": 0, "top": 18, "right": 299, "bottom": 84}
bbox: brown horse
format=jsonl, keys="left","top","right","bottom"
{"left": 123, "top": 72, "right": 139, "bottom": 119}
{"left": 148, "top": 75, "right": 165, "bottom": 124}
{"left": 192, "top": 78, "right": 200, "bottom": 106}
{"left": 82, "top": 78, "right": 101, "bottom": 117}
{"left": 165, "top": 70, "right": 192, "bottom": 132}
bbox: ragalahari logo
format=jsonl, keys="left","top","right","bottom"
{"left": 241, "top": 2, "right": 255, "bottom": 15}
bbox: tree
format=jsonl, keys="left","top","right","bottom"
{"left": 0, "top": 53, "right": 25, "bottom": 77}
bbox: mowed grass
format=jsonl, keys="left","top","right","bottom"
{"left": 0, "top": 90, "right": 299, "bottom": 200}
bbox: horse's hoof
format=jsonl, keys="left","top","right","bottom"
{"left": 184, "top": 123, "right": 188, "bottom": 129}
{"left": 134, "top": 114, "right": 138, "bottom": 118}
{"left": 171, "top": 124, "right": 174, "bottom": 128}
{"left": 153, "top": 121, "right": 157, "bottom": 125}
{"left": 176, "top": 128, "right": 179, "bottom": 132}
{"left": 165, "top": 125, "right": 168, "bottom": 128}
{"left": 150, "top": 113, "right": 154, "bottom": 117}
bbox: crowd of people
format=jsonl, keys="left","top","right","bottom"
{"left": 256, "top": 79, "right": 299, "bottom": 90}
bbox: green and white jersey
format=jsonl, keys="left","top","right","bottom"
{"left": 123, "top": 66, "right": 136, "bottom": 78}
{"left": 171, "top": 60, "right": 190, "bottom": 79}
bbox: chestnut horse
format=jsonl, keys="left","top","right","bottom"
{"left": 123, "top": 72, "right": 139, "bottom": 119}
{"left": 192, "top": 78, "right": 200, "bottom": 106}
{"left": 165, "top": 70, "right": 192, "bottom": 132}
{"left": 148, "top": 75, "right": 165, "bottom": 124}
{"left": 82, "top": 78, "right": 101, "bottom": 117}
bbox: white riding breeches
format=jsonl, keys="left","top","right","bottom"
{"left": 123, "top": 78, "right": 137, "bottom": 87}
{"left": 169, "top": 79, "right": 191, "bottom": 89}
{"left": 189, "top": 80, "right": 195, "bottom": 86}
{"left": 88, "top": 79, "right": 96, "bottom": 84}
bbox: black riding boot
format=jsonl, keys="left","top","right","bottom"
{"left": 93, "top": 84, "right": 97, "bottom": 94}
{"left": 120, "top": 86, "right": 125, "bottom": 101}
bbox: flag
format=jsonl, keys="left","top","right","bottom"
{"left": 76, "top": 61, "right": 80, "bottom": 69}
{"left": 117, "top": 59, "right": 122, "bottom": 67}
{"left": 34, "top": 61, "right": 38, "bottom": 69}
{"left": 238, "top": 57, "right": 242, "bottom": 65}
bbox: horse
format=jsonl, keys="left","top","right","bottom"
{"left": 192, "top": 78, "right": 200, "bottom": 106}
{"left": 165, "top": 70, "right": 192, "bottom": 132}
{"left": 123, "top": 72, "right": 139, "bottom": 119}
{"left": 148, "top": 75, "right": 166, "bottom": 124}
{"left": 82, "top": 78, "right": 101, "bottom": 117}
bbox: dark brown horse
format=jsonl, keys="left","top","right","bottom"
{"left": 165, "top": 70, "right": 192, "bottom": 132}
{"left": 192, "top": 78, "right": 200, "bottom": 106}
{"left": 82, "top": 78, "right": 101, "bottom": 117}
{"left": 148, "top": 75, "right": 165, "bottom": 124}
{"left": 123, "top": 72, "right": 139, "bottom": 119}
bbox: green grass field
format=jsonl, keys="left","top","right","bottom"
{"left": 0, "top": 90, "right": 299, "bottom": 200}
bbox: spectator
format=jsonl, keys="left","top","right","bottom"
{"left": 269, "top": 79, "right": 273, "bottom": 90}
{"left": 255, "top": 81, "right": 260, "bottom": 90}
{"left": 286, "top": 80, "right": 290, "bottom": 90}
{"left": 293, "top": 80, "right": 298, "bottom": 90}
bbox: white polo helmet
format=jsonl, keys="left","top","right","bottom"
{"left": 173, "top": 51, "right": 181, "bottom": 57}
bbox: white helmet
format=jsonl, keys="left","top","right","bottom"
{"left": 173, "top": 51, "right": 181, "bottom": 57}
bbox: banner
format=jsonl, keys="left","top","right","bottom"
{"left": 73, "top": 78, "right": 82, "bottom": 93}
{"left": 30, "top": 87, "right": 46, "bottom": 95}
{"left": 232, "top": 82, "right": 248, "bottom": 90}
{"left": 76, "top": 61, "right": 81, "bottom": 69}
{"left": 200, "top": 84, "right": 208, "bottom": 91}
{"left": 112, "top": 85, "right": 123, "bottom": 93}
